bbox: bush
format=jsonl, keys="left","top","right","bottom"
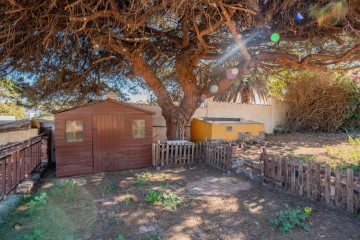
{"left": 145, "top": 188, "right": 161, "bottom": 203}
{"left": 269, "top": 70, "right": 359, "bottom": 132}
{"left": 284, "top": 73, "right": 349, "bottom": 132}
{"left": 269, "top": 207, "right": 310, "bottom": 233}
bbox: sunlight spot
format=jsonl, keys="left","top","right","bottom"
{"left": 41, "top": 182, "right": 54, "bottom": 189}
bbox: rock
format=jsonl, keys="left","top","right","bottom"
{"left": 139, "top": 226, "right": 147, "bottom": 234}
{"left": 98, "top": 209, "right": 106, "bottom": 215}
{"left": 13, "top": 223, "right": 22, "bottom": 230}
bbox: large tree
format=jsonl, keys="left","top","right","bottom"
{"left": 1, "top": 0, "right": 360, "bottom": 139}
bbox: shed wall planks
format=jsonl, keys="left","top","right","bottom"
{"left": 55, "top": 99, "right": 153, "bottom": 177}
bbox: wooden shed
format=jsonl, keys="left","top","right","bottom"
{"left": 54, "top": 99, "right": 154, "bottom": 177}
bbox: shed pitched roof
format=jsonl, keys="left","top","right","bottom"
{"left": 53, "top": 99, "right": 155, "bottom": 115}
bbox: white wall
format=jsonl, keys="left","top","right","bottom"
{"left": 133, "top": 97, "right": 287, "bottom": 141}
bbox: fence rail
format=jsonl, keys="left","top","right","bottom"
{"left": 261, "top": 148, "right": 360, "bottom": 214}
{"left": 0, "top": 133, "right": 49, "bottom": 199}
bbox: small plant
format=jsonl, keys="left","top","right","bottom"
{"left": 269, "top": 207, "right": 310, "bottom": 233}
{"left": 107, "top": 182, "right": 118, "bottom": 192}
{"left": 94, "top": 181, "right": 102, "bottom": 187}
{"left": 303, "top": 207, "right": 312, "bottom": 216}
{"left": 145, "top": 230, "right": 163, "bottom": 240}
{"left": 135, "top": 172, "right": 148, "bottom": 186}
{"left": 115, "top": 235, "right": 126, "bottom": 240}
{"left": 145, "top": 188, "right": 161, "bottom": 203}
{"left": 23, "top": 228, "right": 45, "bottom": 240}
{"left": 100, "top": 172, "right": 108, "bottom": 178}
{"left": 124, "top": 196, "right": 132, "bottom": 205}
{"left": 244, "top": 202, "right": 251, "bottom": 210}
{"left": 355, "top": 214, "right": 360, "bottom": 220}
{"left": 28, "top": 191, "right": 48, "bottom": 210}
{"left": 160, "top": 183, "right": 180, "bottom": 210}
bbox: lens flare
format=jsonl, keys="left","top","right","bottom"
{"left": 226, "top": 68, "right": 239, "bottom": 79}
{"left": 295, "top": 12, "right": 304, "bottom": 21}
{"left": 210, "top": 85, "right": 219, "bottom": 93}
{"left": 270, "top": 33, "right": 280, "bottom": 42}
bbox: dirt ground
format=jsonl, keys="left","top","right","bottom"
{"left": 1, "top": 164, "right": 359, "bottom": 240}
{"left": 238, "top": 132, "right": 360, "bottom": 165}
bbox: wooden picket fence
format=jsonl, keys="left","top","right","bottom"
{"left": 152, "top": 142, "right": 202, "bottom": 167}
{"left": 152, "top": 141, "right": 235, "bottom": 172}
{"left": 0, "top": 133, "right": 50, "bottom": 199}
{"left": 203, "top": 141, "right": 234, "bottom": 171}
{"left": 260, "top": 148, "right": 360, "bottom": 214}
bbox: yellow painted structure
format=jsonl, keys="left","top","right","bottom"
{"left": 191, "top": 117, "right": 265, "bottom": 142}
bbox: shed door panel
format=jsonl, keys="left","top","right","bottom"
{"left": 93, "top": 115, "right": 123, "bottom": 173}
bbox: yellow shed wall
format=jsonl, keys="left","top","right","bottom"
{"left": 210, "top": 123, "right": 264, "bottom": 141}
{"left": 191, "top": 119, "right": 212, "bottom": 142}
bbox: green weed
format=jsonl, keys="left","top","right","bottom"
{"left": 355, "top": 214, "right": 360, "bottom": 220}
{"left": 115, "top": 235, "right": 126, "bottom": 240}
{"left": 145, "top": 188, "right": 161, "bottom": 203}
{"left": 124, "top": 196, "right": 132, "bottom": 205}
{"left": 145, "top": 230, "right": 163, "bottom": 240}
{"left": 107, "top": 182, "right": 118, "bottom": 192}
{"left": 23, "top": 228, "right": 45, "bottom": 240}
{"left": 28, "top": 191, "right": 48, "bottom": 210}
{"left": 100, "top": 172, "right": 108, "bottom": 178}
{"left": 269, "top": 207, "right": 310, "bottom": 234}
{"left": 135, "top": 172, "right": 149, "bottom": 186}
{"left": 160, "top": 183, "right": 181, "bottom": 210}
{"left": 145, "top": 183, "right": 181, "bottom": 210}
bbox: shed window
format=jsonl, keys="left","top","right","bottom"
{"left": 65, "top": 120, "right": 84, "bottom": 142}
{"left": 226, "top": 126, "right": 232, "bottom": 132}
{"left": 132, "top": 120, "right": 145, "bottom": 139}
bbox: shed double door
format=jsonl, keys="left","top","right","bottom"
{"left": 92, "top": 115, "right": 124, "bottom": 173}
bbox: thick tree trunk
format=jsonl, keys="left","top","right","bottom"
{"left": 161, "top": 104, "right": 199, "bottom": 140}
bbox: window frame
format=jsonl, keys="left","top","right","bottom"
{"left": 132, "top": 119, "right": 146, "bottom": 139}
{"left": 65, "top": 120, "right": 84, "bottom": 143}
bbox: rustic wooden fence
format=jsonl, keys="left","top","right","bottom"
{"left": 0, "top": 133, "right": 50, "bottom": 199}
{"left": 152, "top": 141, "right": 235, "bottom": 171}
{"left": 260, "top": 148, "right": 360, "bottom": 214}
{"left": 152, "top": 142, "right": 201, "bottom": 166}
{"left": 203, "top": 141, "right": 234, "bottom": 171}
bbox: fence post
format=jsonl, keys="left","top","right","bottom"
{"left": 314, "top": 163, "right": 321, "bottom": 201}
{"left": 165, "top": 144, "right": 169, "bottom": 166}
{"left": 191, "top": 143, "right": 195, "bottom": 164}
{"left": 346, "top": 168, "right": 354, "bottom": 213}
{"left": 298, "top": 160, "right": 304, "bottom": 196}
{"left": 335, "top": 166, "right": 342, "bottom": 207}
{"left": 291, "top": 160, "right": 296, "bottom": 192}
{"left": 284, "top": 159, "right": 289, "bottom": 190}
{"left": 306, "top": 163, "right": 312, "bottom": 198}
{"left": 325, "top": 164, "right": 331, "bottom": 204}
{"left": 12, "top": 147, "right": 18, "bottom": 194}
